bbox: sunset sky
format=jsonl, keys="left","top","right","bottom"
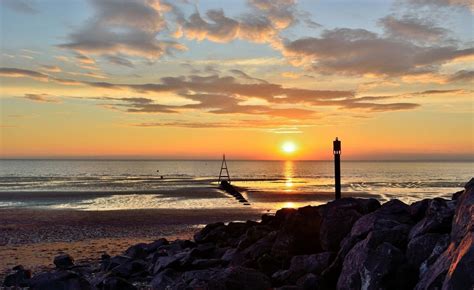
{"left": 0, "top": 0, "right": 473, "bottom": 160}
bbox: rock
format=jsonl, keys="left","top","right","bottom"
{"left": 194, "top": 222, "right": 227, "bottom": 244}
{"left": 273, "top": 252, "right": 334, "bottom": 285}
{"left": 337, "top": 233, "right": 415, "bottom": 290}
{"left": 111, "top": 259, "right": 147, "bottom": 278}
{"left": 452, "top": 190, "right": 464, "bottom": 200}
{"left": 123, "top": 239, "right": 168, "bottom": 259}
{"left": 272, "top": 206, "right": 322, "bottom": 257}
{"left": 319, "top": 198, "right": 365, "bottom": 251}
{"left": 29, "top": 270, "right": 91, "bottom": 290}
{"left": 146, "top": 238, "right": 169, "bottom": 252}
{"left": 409, "top": 198, "right": 456, "bottom": 240}
{"left": 53, "top": 254, "right": 74, "bottom": 269}
{"left": 416, "top": 180, "right": 474, "bottom": 290}
{"left": 296, "top": 273, "right": 320, "bottom": 290}
{"left": 191, "top": 258, "right": 224, "bottom": 269}
{"left": 406, "top": 233, "right": 443, "bottom": 269}
{"left": 124, "top": 243, "right": 149, "bottom": 260}
{"left": 442, "top": 180, "right": 474, "bottom": 290}
{"left": 419, "top": 234, "right": 450, "bottom": 277}
{"left": 152, "top": 255, "right": 182, "bottom": 274}
{"left": 209, "top": 266, "right": 272, "bottom": 290}
{"left": 183, "top": 242, "right": 216, "bottom": 262}
{"left": 232, "top": 231, "right": 277, "bottom": 266}
{"left": 276, "top": 286, "right": 299, "bottom": 290}
{"left": 150, "top": 268, "right": 181, "bottom": 290}
{"left": 350, "top": 199, "right": 413, "bottom": 240}
{"left": 257, "top": 253, "right": 281, "bottom": 276}
{"left": 96, "top": 275, "right": 137, "bottom": 290}
{"left": 237, "top": 225, "right": 272, "bottom": 250}
{"left": 175, "top": 268, "right": 222, "bottom": 288}
{"left": 450, "top": 179, "right": 473, "bottom": 244}
{"left": 356, "top": 198, "right": 382, "bottom": 214}
{"left": 409, "top": 199, "right": 431, "bottom": 221}
{"left": 102, "top": 255, "right": 132, "bottom": 272}
{"left": 273, "top": 208, "right": 298, "bottom": 227}
{"left": 221, "top": 248, "right": 238, "bottom": 263}
{"left": 226, "top": 222, "right": 255, "bottom": 245}
{"left": 3, "top": 265, "right": 31, "bottom": 287}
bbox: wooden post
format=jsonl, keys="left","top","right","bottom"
{"left": 333, "top": 138, "right": 341, "bottom": 199}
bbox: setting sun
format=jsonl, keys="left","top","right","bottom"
{"left": 282, "top": 142, "right": 297, "bottom": 154}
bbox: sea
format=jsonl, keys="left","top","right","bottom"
{"left": 0, "top": 160, "right": 472, "bottom": 211}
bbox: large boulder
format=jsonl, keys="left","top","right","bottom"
{"left": 124, "top": 238, "right": 169, "bottom": 259}
{"left": 319, "top": 198, "right": 380, "bottom": 251}
{"left": 272, "top": 252, "right": 334, "bottom": 285}
{"left": 150, "top": 268, "right": 182, "bottom": 290}
{"left": 350, "top": 199, "right": 413, "bottom": 240}
{"left": 231, "top": 231, "right": 278, "bottom": 267}
{"left": 408, "top": 198, "right": 456, "bottom": 240}
{"left": 3, "top": 265, "right": 32, "bottom": 287}
{"left": 53, "top": 254, "right": 74, "bottom": 269}
{"left": 406, "top": 233, "right": 445, "bottom": 269}
{"left": 272, "top": 206, "right": 323, "bottom": 257}
{"left": 96, "top": 275, "right": 137, "bottom": 290}
{"left": 336, "top": 232, "right": 415, "bottom": 290}
{"left": 194, "top": 222, "right": 227, "bottom": 244}
{"left": 29, "top": 270, "right": 91, "bottom": 290}
{"left": 209, "top": 266, "right": 272, "bottom": 290}
{"left": 416, "top": 178, "right": 474, "bottom": 290}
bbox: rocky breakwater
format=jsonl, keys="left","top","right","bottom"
{"left": 3, "top": 178, "right": 473, "bottom": 290}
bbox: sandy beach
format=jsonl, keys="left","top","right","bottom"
{"left": 0, "top": 207, "right": 263, "bottom": 279}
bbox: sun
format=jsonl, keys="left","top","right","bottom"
{"left": 282, "top": 141, "right": 297, "bottom": 154}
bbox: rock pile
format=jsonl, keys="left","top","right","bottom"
{"left": 3, "top": 179, "right": 473, "bottom": 290}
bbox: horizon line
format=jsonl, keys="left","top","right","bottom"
{"left": 1, "top": 157, "right": 473, "bottom": 162}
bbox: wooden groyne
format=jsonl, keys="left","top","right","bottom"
{"left": 219, "top": 180, "right": 250, "bottom": 205}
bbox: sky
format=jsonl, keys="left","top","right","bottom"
{"left": 0, "top": 0, "right": 473, "bottom": 160}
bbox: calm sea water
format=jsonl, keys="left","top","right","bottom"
{"left": 0, "top": 160, "right": 472, "bottom": 210}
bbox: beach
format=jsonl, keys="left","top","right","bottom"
{"left": 0, "top": 207, "right": 263, "bottom": 279}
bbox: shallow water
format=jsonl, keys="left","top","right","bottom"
{"left": 0, "top": 160, "right": 472, "bottom": 210}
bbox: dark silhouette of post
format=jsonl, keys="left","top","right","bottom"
{"left": 218, "top": 154, "right": 231, "bottom": 183}
{"left": 333, "top": 138, "right": 341, "bottom": 199}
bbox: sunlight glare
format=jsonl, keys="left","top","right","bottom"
{"left": 282, "top": 141, "right": 297, "bottom": 154}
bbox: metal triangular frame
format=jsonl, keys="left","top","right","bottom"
{"left": 218, "top": 154, "right": 231, "bottom": 183}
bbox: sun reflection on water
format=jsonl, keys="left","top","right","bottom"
{"left": 284, "top": 160, "right": 294, "bottom": 191}
{"left": 282, "top": 201, "right": 296, "bottom": 208}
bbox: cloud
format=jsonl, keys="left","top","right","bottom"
{"left": 229, "top": 69, "right": 268, "bottom": 83}
{"left": 0, "top": 67, "right": 49, "bottom": 81}
{"left": 100, "top": 98, "right": 178, "bottom": 113}
{"left": 104, "top": 55, "right": 135, "bottom": 68}
{"left": 58, "top": 0, "right": 186, "bottom": 61}
{"left": 2, "top": 0, "right": 38, "bottom": 14}
{"left": 379, "top": 15, "right": 450, "bottom": 44}
{"left": 176, "top": 9, "right": 278, "bottom": 44}
{"left": 448, "top": 70, "right": 474, "bottom": 82}
{"left": 283, "top": 28, "right": 474, "bottom": 76}
{"left": 404, "top": 0, "right": 474, "bottom": 10}
{"left": 85, "top": 73, "right": 419, "bottom": 114}
{"left": 0, "top": 66, "right": 422, "bottom": 115}
{"left": 0, "top": 67, "right": 83, "bottom": 85}
{"left": 40, "top": 65, "right": 62, "bottom": 73}
{"left": 174, "top": 0, "right": 299, "bottom": 47}
{"left": 409, "top": 89, "right": 469, "bottom": 95}
{"left": 131, "top": 119, "right": 311, "bottom": 132}
{"left": 23, "top": 94, "right": 61, "bottom": 103}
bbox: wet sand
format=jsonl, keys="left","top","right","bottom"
{"left": 0, "top": 207, "right": 263, "bottom": 279}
